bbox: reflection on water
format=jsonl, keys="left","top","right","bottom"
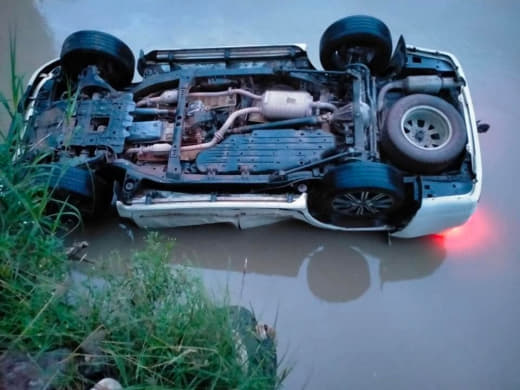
{"left": 302, "top": 245, "right": 370, "bottom": 302}
{"left": 70, "top": 218, "right": 445, "bottom": 303}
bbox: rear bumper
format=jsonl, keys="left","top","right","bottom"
{"left": 391, "top": 48, "right": 482, "bottom": 238}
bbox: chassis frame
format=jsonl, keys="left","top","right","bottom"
{"left": 18, "top": 40, "right": 481, "bottom": 238}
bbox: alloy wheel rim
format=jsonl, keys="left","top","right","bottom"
{"left": 331, "top": 191, "right": 395, "bottom": 216}
{"left": 401, "top": 105, "right": 452, "bottom": 150}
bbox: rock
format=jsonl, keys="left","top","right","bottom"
{"left": 65, "top": 241, "right": 91, "bottom": 262}
{"left": 0, "top": 349, "right": 71, "bottom": 390}
{"left": 91, "top": 377, "right": 122, "bottom": 390}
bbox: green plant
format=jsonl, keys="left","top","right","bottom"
{"left": 0, "top": 35, "right": 280, "bottom": 389}
{"left": 0, "top": 33, "right": 24, "bottom": 121}
{"left": 0, "top": 35, "right": 81, "bottom": 360}
{"left": 71, "top": 233, "right": 276, "bottom": 389}
{"left": 1, "top": 232, "right": 279, "bottom": 389}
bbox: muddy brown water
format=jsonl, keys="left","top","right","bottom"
{"left": 2, "top": 0, "right": 520, "bottom": 388}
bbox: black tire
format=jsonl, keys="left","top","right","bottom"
{"left": 60, "top": 30, "right": 135, "bottom": 88}
{"left": 320, "top": 15, "right": 392, "bottom": 73}
{"left": 323, "top": 162, "right": 404, "bottom": 219}
{"left": 48, "top": 165, "right": 95, "bottom": 198}
{"left": 46, "top": 165, "right": 111, "bottom": 217}
{"left": 381, "top": 94, "right": 468, "bottom": 174}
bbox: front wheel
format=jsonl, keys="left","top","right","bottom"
{"left": 46, "top": 165, "right": 112, "bottom": 218}
{"left": 60, "top": 30, "right": 135, "bottom": 88}
{"left": 319, "top": 15, "right": 392, "bottom": 73}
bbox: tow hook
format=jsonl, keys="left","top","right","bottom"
{"left": 477, "top": 120, "right": 490, "bottom": 133}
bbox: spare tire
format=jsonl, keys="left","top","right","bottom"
{"left": 320, "top": 15, "right": 392, "bottom": 73}
{"left": 381, "top": 94, "right": 467, "bottom": 174}
{"left": 60, "top": 30, "right": 135, "bottom": 88}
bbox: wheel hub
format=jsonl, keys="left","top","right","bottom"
{"left": 401, "top": 105, "right": 452, "bottom": 150}
{"left": 331, "top": 191, "right": 395, "bottom": 217}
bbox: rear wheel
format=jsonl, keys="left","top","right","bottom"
{"left": 320, "top": 15, "right": 392, "bottom": 74}
{"left": 331, "top": 190, "right": 397, "bottom": 217}
{"left": 60, "top": 30, "right": 135, "bottom": 88}
{"left": 311, "top": 162, "right": 404, "bottom": 222}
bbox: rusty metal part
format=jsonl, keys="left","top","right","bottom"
{"left": 126, "top": 143, "right": 171, "bottom": 161}
{"left": 128, "top": 107, "right": 262, "bottom": 160}
{"left": 161, "top": 121, "right": 174, "bottom": 142}
{"left": 131, "top": 89, "right": 338, "bottom": 160}
{"left": 180, "top": 107, "right": 262, "bottom": 152}
{"left": 188, "top": 88, "right": 262, "bottom": 101}
{"left": 182, "top": 126, "right": 206, "bottom": 146}
{"left": 136, "top": 88, "right": 258, "bottom": 107}
{"left": 180, "top": 149, "right": 202, "bottom": 161}
{"left": 136, "top": 89, "right": 178, "bottom": 106}
{"left": 188, "top": 94, "right": 236, "bottom": 109}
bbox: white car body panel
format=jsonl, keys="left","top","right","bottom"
{"left": 116, "top": 193, "right": 390, "bottom": 232}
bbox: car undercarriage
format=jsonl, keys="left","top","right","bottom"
{"left": 17, "top": 15, "right": 482, "bottom": 237}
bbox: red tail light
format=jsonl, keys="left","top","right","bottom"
{"left": 432, "top": 207, "right": 495, "bottom": 253}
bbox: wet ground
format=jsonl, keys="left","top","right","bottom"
{"left": 2, "top": 0, "right": 520, "bottom": 388}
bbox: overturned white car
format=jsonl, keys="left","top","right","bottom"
{"left": 18, "top": 15, "right": 484, "bottom": 238}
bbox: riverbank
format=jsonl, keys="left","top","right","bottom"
{"left": 0, "top": 50, "right": 279, "bottom": 388}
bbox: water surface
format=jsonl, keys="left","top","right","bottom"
{"left": 3, "top": 1, "right": 520, "bottom": 388}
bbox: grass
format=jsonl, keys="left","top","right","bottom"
{"left": 69, "top": 234, "right": 277, "bottom": 389}
{"left": 0, "top": 32, "right": 24, "bottom": 121}
{"left": 0, "top": 36, "right": 280, "bottom": 389}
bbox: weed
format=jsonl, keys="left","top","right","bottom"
{"left": 0, "top": 32, "right": 24, "bottom": 121}
{"left": 0, "top": 35, "right": 280, "bottom": 388}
